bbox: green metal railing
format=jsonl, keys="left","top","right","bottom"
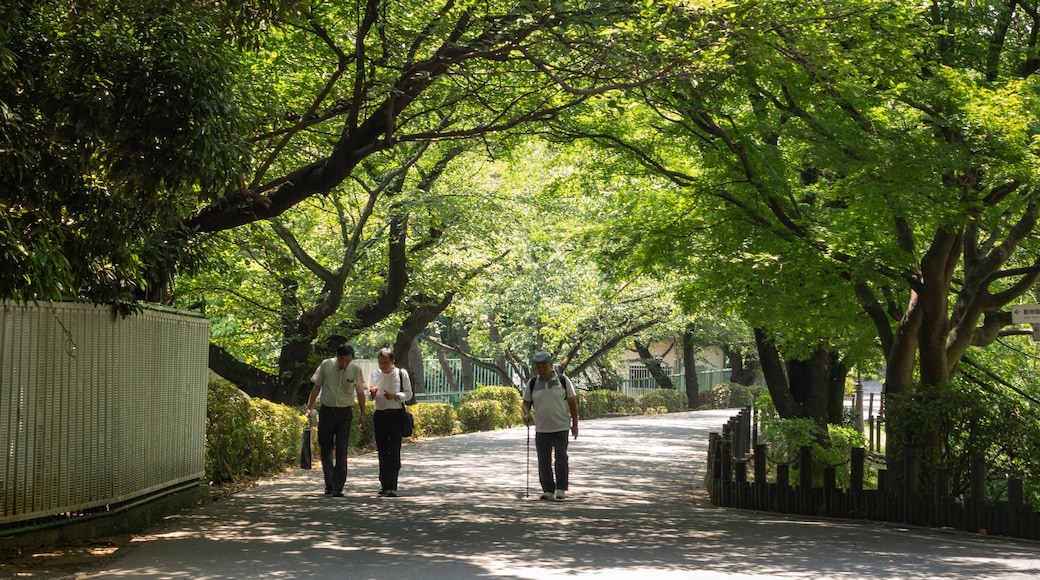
{"left": 409, "top": 361, "right": 736, "bottom": 405}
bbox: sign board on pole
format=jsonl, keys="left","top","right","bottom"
{"left": 1011, "top": 304, "right": 1040, "bottom": 324}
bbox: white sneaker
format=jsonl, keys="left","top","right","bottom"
{"left": 540, "top": 492, "right": 555, "bottom": 500}
{"left": 555, "top": 489, "right": 566, "bottom": 500}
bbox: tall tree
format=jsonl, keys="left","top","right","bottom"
{"left": 176, "top": 141, "right": 505, "bottom": 403}
{"left": 179, "top": 0, "right": 699, "bottom": 233}
{"left": 567, "top": 0, "right": 1040, "bottom": 490}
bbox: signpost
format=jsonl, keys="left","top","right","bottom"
{"left": 1012, "top": 304, "right": 1040, "bottom": 341}
{"left": 1012, "top": 304, "right": 1040, "bottom": 324}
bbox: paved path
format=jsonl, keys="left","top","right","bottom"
{"left": 79, "top": 410, "right": 1040, "bottom": 579}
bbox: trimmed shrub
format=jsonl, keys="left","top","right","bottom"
{"left": 457, "top": 399, "right": 505, "bottom": 432}
{"left": 637, "top": 389, "right": 688, "bottom": 413}
{"left": 412, "top": 402, "right": 456, "bottom": 437}
{"left": 349, "top": 405, "right": 376, "bottom": 450}
{"left": 249, "top": 397, "right": 302, "bottom": 469}
{"left": 577, "top": 390, "right": 639, "bottom": 420}
{"left": 705, "top": 382, "right": 760, "bottom": 409}
{"left": 458, "top": 386, "right": 524, "bottom": 427}
{"left": 206, "top": 380, "right": 306, "bottom": 484}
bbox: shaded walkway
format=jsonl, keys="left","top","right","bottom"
{"left": 80, "top": 410, "right": 1040, "bottom": 579}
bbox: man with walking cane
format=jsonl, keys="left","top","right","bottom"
{"left": 522, "top": 351, "right": 579, "bottom": 500}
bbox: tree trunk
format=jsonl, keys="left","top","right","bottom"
{"left": 682, "top": 325, "right": 700, "bottom": 409}
{"left": 407, "top": 337, "right": 425, "bottom": 395}
{"left": 785, "top": 348, "right": 846, "bottom": 428}
{"left": 392, "top": 292, "right": 456, "bottom": 390}
{"left": 634, "top": 339, "right": 676, "bottom": 389}
{"left": 489, "top": 316, "right": 511, "bottom": 387}
{"left": 882, "top": 228, "right": 961, "bottom": 493}
{"left": 432, "top": 331, "right": 460, "bottom": 390}
{"left": 458, "top": 325, "right": 475, "bottom": 390}
{"left": 754, "top": 328, "right": 805, "bottom": 420}
{"left": 209, "top": 344, "right": 280, "bottom": 400}
{"left": 723, "top": 344, "right": 760, "bottom": 386}
{"left": 827, "top": 352, "right": 847, "bottom": 425}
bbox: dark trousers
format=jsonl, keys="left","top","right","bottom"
{"left": 318, "top": 406, "right": 353, "bottom": 493}
{"left": 374, "top": 409, "right": 405, "bottom": 491}
{"left": 535, "top": 430, "right": 569, "bottom": 493}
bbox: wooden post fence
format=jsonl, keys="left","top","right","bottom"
{"left": 705, "top": 409, "right": 1040, "bottom": 541}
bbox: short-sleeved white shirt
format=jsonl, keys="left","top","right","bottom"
{"left": 311, "top": 358, "right": 367, "bottom": 407}
{"left": 523, "top": 372, "right": 576, "bottom": 433}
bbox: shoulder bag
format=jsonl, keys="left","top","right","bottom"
{"left": 397, "top": 368, "right": 414, "bottom": 437}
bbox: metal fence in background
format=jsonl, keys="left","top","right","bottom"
{"left": 0, "top": 302, "right": 209, "bottom": 529}
{"left": 422, "top": 359, "right": 505, "bottom": 394}
{"left": 410, "top": 361, "right": 736, "bottom": 404}
{"left": 616, "top": 369, "right": 734, "bottom": 400}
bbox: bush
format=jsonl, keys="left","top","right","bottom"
{"left": 705, "top": 382, "right": 760, "bottom": 409}
{"left": 755, "top": 391, "right": 867, "bottom": 488}
{"left": 457, "top": 399, "right": 506, "bottom": 432}
{"left": 206, "top": 380, "right": 306, "bottom": 485}
{"left": 350, "top": 405, "right": 376, "bottom": 450}
{"left": 577, "top": 390, "right": 639, "bottom": 419}
{"left": 458, "top": 386, "right": 523, "bottom": 427}
{"left": 637, "top": 389, "right": 688, "bottom": 413}
{"left": 412, "top": 402, "right": 456, "bottom": 437}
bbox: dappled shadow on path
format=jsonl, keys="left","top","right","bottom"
{"left": 80, "top": 411, "right": 1040, "bottom": 579}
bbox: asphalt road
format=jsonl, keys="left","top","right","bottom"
{"left": 77, "top": 410, "right": 1040, "bottom": 579}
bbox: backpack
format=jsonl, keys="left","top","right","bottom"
{"left": 527, "top": 374, "right": 570, "bottom": 397}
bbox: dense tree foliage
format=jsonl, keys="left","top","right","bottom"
{"left": 3, "top": 0, "right": 705, "bottom": 302}
{"left": 4, "top": 0, "right": 712, "bottom": 402}
{"left": 0, "top": 0, "right": 250, "bottom": 303}
{"left": 565, "top": 0, "right": 1040, "bottom": 490}
{"left": 420, "top": 141, "right": 683, "bottom": 389}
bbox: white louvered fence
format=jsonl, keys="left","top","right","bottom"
{"left": 0, "top": 301, "right": 209, "bottom": 527}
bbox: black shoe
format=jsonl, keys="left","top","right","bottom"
{"left": 378, "top": 489, "right": 390, "bottom": 497}
{"left": 325, "top": 489, "right": 332, "bottom": 495}
{"left": 385, "top": 491, "right": 399, "bottom": 497}
{"left": 332, "top": 491, "right": 344, "bottom": 497}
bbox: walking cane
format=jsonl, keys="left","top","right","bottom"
{"left": 526, "top": 423, "right": 531, "bottom": 498}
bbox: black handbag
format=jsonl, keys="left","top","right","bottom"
{"left": 402, "top": 407, "right": 414, "bottom": 438}
{"left": 395, "top": 368, "right": 414, "bottom": 437}
{"left": 299, "top": 411, "right": 315, "bottom": 469}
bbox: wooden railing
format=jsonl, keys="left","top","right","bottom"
{"left": 706, "top": 407, "right": 1040, "bottom": 540}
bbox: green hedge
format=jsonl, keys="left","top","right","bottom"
{"left": 457, "top": 386, "right": 523, "bottom": 431}
{"left": 576, "top": 390, "right": 640, "bottom": 419}
{"left": 411, "top": 402, "right": 455, "bottom": 437}
{"left": 458, "top": 399, "right": 506, "bottom": 432}
{"left": 636, "top": 389, "right": 688, "bottom": 413}
{"left": 206, "top": 380, "right": 306, "bottom": 485}
{"left": 459, "top": 386, "right": 524, "bottom": 424}
{"left": 703, "top": 382, "right": 761, "bottom": 409}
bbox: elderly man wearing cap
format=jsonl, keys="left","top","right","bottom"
{"left": 522, "top": 351, "right": 579, "bottom": 500}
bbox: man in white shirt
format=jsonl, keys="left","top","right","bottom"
{"left": 306, "top": 345, "right": 367, "bottom": 497}
{"left": 368, "top": 347, "right": 413, "bottom": 497}
{"left": 522, "top": 351, "right": 579, "bottom": 500}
